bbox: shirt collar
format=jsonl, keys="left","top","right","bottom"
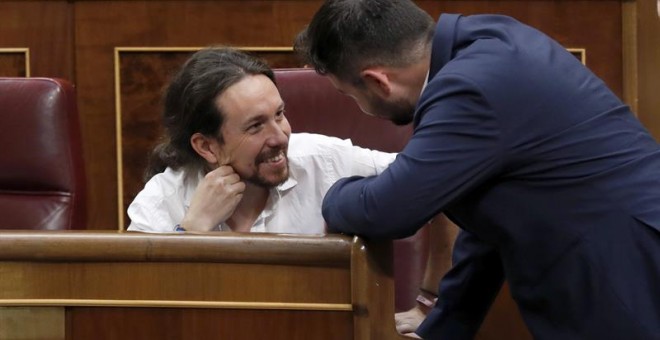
{"left": 274, "top": 176, "right": 297, "bottom": 193}
{"left": 421, "top": 69, "right": 430, "bottom": 95}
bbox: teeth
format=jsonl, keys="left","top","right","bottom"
{"left": 267, "top": 152, "right": 283, "bottom": 163}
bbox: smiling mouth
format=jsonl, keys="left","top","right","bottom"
{"left": 259, "top": 150, "right": 286, "bottom": 165}
{"left": 265, "top": 152, "right": 284, "bottom": 163}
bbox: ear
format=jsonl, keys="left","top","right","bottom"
{"left": 360, "top": 68, "right": 392, "bottom": 97}
{"left": 190, "top": 132, "right": 222, "bottom": 165}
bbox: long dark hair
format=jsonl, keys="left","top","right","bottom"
{"left": 145, "top": 47, "right": 275, "bottom": 180}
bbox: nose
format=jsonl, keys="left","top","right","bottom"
{"left": 265, "top": 120, "right": 289, "bottom": 148}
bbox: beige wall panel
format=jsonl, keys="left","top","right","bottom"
{"left": 0, "top": 307, "right": 64, "bottom": 340}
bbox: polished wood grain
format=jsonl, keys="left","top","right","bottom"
{"left": 0, "top": 231, "right": 350, "bottom": 265}
{"left": 631, "top": 0, "right": 660, "bottom": 138}
{"left": 416, "top": 0, "right": 623, "bottom": 97}
{"left": 0, "top": 50, "right": 28, "bottom": 77}
{"left": 0, "top": 1, "right": 73, "bottom": 79}
{"left": 66, "top": 307, "right": 352, "bottom": 340}
{"left": 351, "top": 238, "right": 407, "bottom": 340}
{"left": 0, "top": 231, "right": 402, "bottom": 339}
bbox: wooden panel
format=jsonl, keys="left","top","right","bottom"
{"left": 0, "top": 231, "right": 403, "bottom": 339}
{"left": 116, "top": 48, "right": 302, "bottom": 229}
{"left": 416, "top": 0, "right": 623, "bottom": 97}
{"left": 0, "top": 232, "right": 352, "bottom": 306}
{"left": 0, "top": 49, "right": 28, "bottom": 77}
{"left": 0, "top": 262, "right": 350, "bottom": 304}
{"left": 0, "top": 307, "right": 64, "bottom": 340}
{"left": 634, "top": 0, "right": 660, "bottom": 139}
{"left": 66, "top": 307, "right": 352, "bottom": 340}
{"left": 0, "top": 1, "right": 73, "bottom": 79}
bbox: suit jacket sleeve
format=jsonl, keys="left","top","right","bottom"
{"left": 322, "top": 73, "right": 503, "bottom": 238}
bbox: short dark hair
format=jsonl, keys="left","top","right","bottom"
{"left": 295, "top": 0, "right": 434, "bottom": 83}
{"left": 145, "top": 47, "right": 275, "bottom": 180}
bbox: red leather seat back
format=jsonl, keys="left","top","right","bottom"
{"left": 274, "top": 68, "right": 427, "bottom": 311}
{"left": 0, "top": 78, "right": 87, "bottom": 230}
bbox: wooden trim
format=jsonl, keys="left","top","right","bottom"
{"left": 566, "top": 48, "right": 586, "bottom": 65}
{"left": 0, "top": 48, "right": 30, "bottom": 77}
{"left": 622, "top": 0, "right": 639, "bottom": 114}
{"left": 114, "top": 47, "right": 124, "bottom": 229}
{"left": 0, "top": 299, "right": 352, "bottom": 311}
{"left": 351, "top": 236, "right": 405, "bottom": 339}
{"left": 113, "top": 46, "right": 293, "bottom": 230}
{"left": 115, "top": 46, "right": 293, "bottom": 53}
{"left": 0, "top": 231, "right": 352, "bottom": 265}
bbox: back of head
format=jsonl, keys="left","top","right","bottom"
{"left": 295, "top": 0, "right": 435, "bottom": 83}
{"left": 145, "top": 47, "right": 275, "bottom": 180}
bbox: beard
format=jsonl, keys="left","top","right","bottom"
{"left": 243, "top": 148, "right": 290, "bottom": 188}
{"left": 369, "top": 95, "right": 415, "bottom": 126}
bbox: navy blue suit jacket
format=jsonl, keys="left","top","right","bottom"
{"left": 322, "top": 14, "right": 660, "bottom": 339}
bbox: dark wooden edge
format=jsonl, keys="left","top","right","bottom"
{"left": 352, "top": 236, "right": 408, "bottom": 339}
{"left": 0, "top": 230, "right": 351, "bottom": 266}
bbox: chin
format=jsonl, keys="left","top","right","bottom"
{"left": 387, "top": 110, "right": 414, "bottom": 126}
{"left": 373, "top": 99, "right": 414, "bottom": 126}
{"left": 250, "top": 168, "right": 290, "bottom": 188}
{"left": 390, "top": 115, "right": 413, "bottom": 126}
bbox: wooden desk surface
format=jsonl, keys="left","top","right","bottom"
{"left": 0, "top": 231, "right": 403, "bottom": 339}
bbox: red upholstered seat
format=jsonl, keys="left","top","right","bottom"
{"left": 274, "top": 68, "right": 428, "bottom": 312}
{"left": 0, "top": 78, "right": 87, "bottom": 230}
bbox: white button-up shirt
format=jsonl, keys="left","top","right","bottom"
{"left": 127, "top": 133, "right": 396, "bottom": 234}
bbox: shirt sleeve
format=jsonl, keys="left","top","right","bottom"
{"left": 126, "top": 172, "right": 187, "bottom": 232}
{"left": 339, "top": 141, "right": 397, "bottom": 177}
{"left": 322, "top": 73, "right": 502, "bottom": 238}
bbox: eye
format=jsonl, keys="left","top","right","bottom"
{"left": 275, "top": 109, "right": 286, "bottom": 119}
{"left": 246, "top": 122, "right": 263, "bottom": 134}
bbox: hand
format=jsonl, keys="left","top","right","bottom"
{"left": 180, "top": 165, "right": 245, "bottom": 231}
{"left": 402, "top": 332, "right": 422, "bottom": 339}
{"left": 395, "top": 306, "right": 426, "bottom": 337}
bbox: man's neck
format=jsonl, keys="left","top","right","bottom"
{"left": 225, "top": 183, "right": 270, "bottom": 232}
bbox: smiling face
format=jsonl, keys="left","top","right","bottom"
{"left": 212, "top": 74, "right": 291, "bottom": 188}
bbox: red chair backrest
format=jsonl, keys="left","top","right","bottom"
{"left": 0, "top": 77, "right": 87, "bottom": 230}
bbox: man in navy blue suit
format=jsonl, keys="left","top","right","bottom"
{"left": 295, "top": 0, "right": 660, "bottom": 339}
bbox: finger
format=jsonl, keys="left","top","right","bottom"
{"left": 396, "top": 322, "right": 416, "bottom": 334}
{"left": 223, "top": 173, "right": 242, "bottom": 185}
{"left": 227, "top": 181, "right": 246, "bottom": 194}
{"left": 213, "top": 165, "right": 236, "bottom": 176}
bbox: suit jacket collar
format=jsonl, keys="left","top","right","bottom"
{"left": 429, "top": 13, "right": 461, "bottom": 80}
{"left": 414, "top": 14, "right": 461, "bottom": 127}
